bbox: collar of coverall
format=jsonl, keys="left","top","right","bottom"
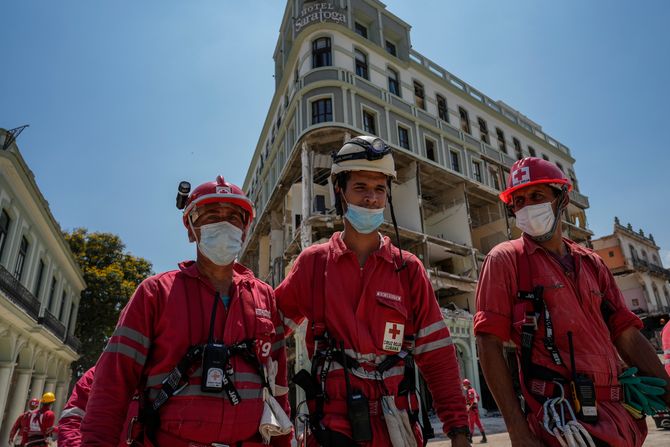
{"left": 520, "top": 233, "right": 591, "bottom": 257}
{"left": 178, "top": 260, "right": 255, "bottom": 285}
{"left": 330, "top": 231, "right": 396, "bottom": 265}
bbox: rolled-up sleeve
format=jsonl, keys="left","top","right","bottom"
{"left": 473, "top": 245, "right": 517, "bottom": 342}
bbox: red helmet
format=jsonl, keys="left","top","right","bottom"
{"left": 499, "top": 157, "right": 572, "bottom": 205}
{"left": 182, "top": 176, "right": 254, "bottom": 228}
{"left": 28, "top": 398, "right": 39, "bottom": 409}
{"left": 462, "top": 378, "right": 471, "bottom": 386}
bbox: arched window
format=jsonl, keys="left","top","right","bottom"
{"left": 354, "top": 49, "right": 368, "bottom": 79}
{"left": 387, "top": 67, "right": 400, "bottom": 96}
{"left": 652, "top": 283, "right": 661, "bottom": 306}
{"left": 312, "top": 37, "right": 331, "bottom": 68}
{"left": 629, "top": 244, "right": 637, "bottom": 260}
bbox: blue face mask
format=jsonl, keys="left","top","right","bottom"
{"left": 345, "top": 203, "right": 385, "bottom": 234}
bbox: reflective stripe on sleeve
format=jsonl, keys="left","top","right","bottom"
{"left": 416, "top": 320, "right": 448, "bottom": 340}
{"left": 58, "top": 406, "right": 85, "bottom": 421}
{"left": 112, "top": 326, "right": 151, "bottom": 349}
{"left": 104, "top": 342, "right": 147, "bottom": 366}
{"left": 664, "top": 349, "right": 670, "bottom": 355}
{"left": 414, "top": 336, "right": 453, "bottom": 355}
{"left": 283, "top": 317, "right": 300, "bottom": 333}
{"left": 271, "top": 339, "right": 285, "bottom": 353}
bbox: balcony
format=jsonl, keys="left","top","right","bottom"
{"left": 569, "top": 190, "right": 590, "bottom": 209}
{"left": 0, "top": 264, "right": 41, "bottom": 320}
{"left": 38, "top": 310, "right": 66, "bottom": 340}
{"left": 65, "top": 333, "right": 82, "bottom": 352}
{"left": 633, "top": 258, "right": 670, "bottom": 279}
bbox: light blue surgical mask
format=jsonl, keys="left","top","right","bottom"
{"left": 345, "top": 203, "right": 385, "bottom": 234}
{"left": 197, "top": 221, "right": 243, "bottom": 266}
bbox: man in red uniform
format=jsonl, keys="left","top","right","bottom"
{"left": 474, "top": 157, "right": 670, "bottom": 446}
{"left": 23, "top": 393, "right": 56, "bottom": 447}
{"left": 58, "top": 367, "right": 95, "bottom": 447}
{"left": 462, "top": 379, "right": 486, "bottom": 443}
{"left": 81, "top": 176, "right": 290, "bottom": 447}
{"left": 276, "top": 136, "right": 469, "bottom": 446}
{"left": 8, "top": 398, "right": 39, "bottom": 445}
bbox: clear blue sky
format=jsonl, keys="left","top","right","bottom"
{"left": 2, "top": 1, "right": 669, "bottom": 273}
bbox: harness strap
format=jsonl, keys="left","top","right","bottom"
{"left": 528, "top": 379, "right": 622, "bottom": 402}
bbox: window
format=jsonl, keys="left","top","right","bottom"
{"left": 629, "top": 244, "right": 638, "bottom": 260}
{"left": 413, "top": 81, "right": 425, "bottom": 110}
{"left": 34, "top": 259, "right": 45, "bottom": 298}
{"left": 14, "top": 236, "right": 29, "bottom": 280}
{"left": 68, "top": 303, "right": 77, "bottom": 332}
{"left": 398, "top": 126, "right": 410, "bottom": 149}
{"left": 632, "top": 298, "right": 639, "bottom": 307}
{"left": 556, "top": 162, "right": 564, "bottom": 172}
{"left": 354, "top": 49, "right": 368, "bottom": 79}
{"left": 496, "top": 128, "right": 507, "bottom": 153}
{"left": 0, "top": 209, "right": 10, "bottom": 260}
{"left": 541, "top": 154, "right": 549, "bottom": 161}
{"left": 472, "top": 160, "right": 482, "bottom": 182}
{"left": 58, "top": 291, "right": 67, "bottom": 321}
{"left": 513, "top": 137, "right": 522, "bottom": 160}
{"left": 608, "top": 251, "right": 615, "bottom": 258}
{"left": 489, "top": 168, "right": 501, "bottom": 190}
{"left": 354, "top": 22, "right": 368, "bottom": 38}
{"left": 362, "top": 110, "right": 376, "bottom": 134}
{"left": 385, "top": 40, "right": 397, "bottom": 56}
{"left": 425, "top": 138, "right": 436, "bottom": 162}
{"left": 388, "top": 68, "right": 400, "bottom": 96}
{"left": 437, "top": 95, "right": 448, "bottom": 122}
{"left": 311, "top": 98, "right": 332, "bottom": 124}
{"left": 528, "top": 146, "right": 536, "bottom": 157}
{"left": 47, "top": 276, "right": 57, "bottom": 312}
{"left": 312, "top": 37, "right": 332, "bottom": 68}
{"left": 478, "top": 117, "right": 490, "bottom": 144}
{"left": 458, "top": 107, "right": 471, "bottom": 134}
{"left": 450, "top": 151, "right": 461, "bottom": 172}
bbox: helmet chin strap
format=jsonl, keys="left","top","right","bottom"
{"left": 528, "top": 186, "right": 568, "bottom": 242}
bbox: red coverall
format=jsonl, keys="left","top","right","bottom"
{"left": 276, "top": 232, "right": 468, "bottom": 445}
{"left": 81, "top": 261, "right": 290, "bottom": 447}
{"left": 465, "top": 387, "right": 484, "bottom": 435}
{"left": 24, "top": 408, "right": 55, "bottom": 446}
{"left": 8, "top": 411, "right": 30, "bottom": 445}
{"left": 58, "top": 367, "right": 95, "bottom": 447}
{"left": 662, "top": 324, "right": 670, "bottom": 376}
{"left": 474, "top": 235, "right": 647, "bottom": 447}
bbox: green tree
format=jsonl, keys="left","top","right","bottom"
{"left": 64, "top": 228, "right": 153, "bottom": 378}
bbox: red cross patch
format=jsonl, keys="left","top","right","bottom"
{"left": 511, "top": 166, "right": 530, "bottom": 186}
{"left": 383, "top": 322, "right": 404, "bottom": 352}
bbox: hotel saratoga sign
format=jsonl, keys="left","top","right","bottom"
{"left": 294, "top": 1, "right": 347, "bottom": 34}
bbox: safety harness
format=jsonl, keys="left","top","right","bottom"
{"left": 293, "top": 246, "right": 432, "bottom": 446}
{"left": 133, "top": 291, "right": 270, "bottom": 445}
{"left": 510, "top": 238, "right": 623, "bottom": 411}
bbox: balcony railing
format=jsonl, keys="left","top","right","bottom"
{"left": 633, "top": 258, "right": 670, "bottom": 279}
{"left": 65, "top": 333, "right": 82, "bottom": 352}
{"left": 38, "top": 310, "right": 66, "bottom": 340}
{"left": 569, "top": 190, "right": 590, "bottom": 209}
{"left": 0, "top": 264, "right": 40, "bottom": 320}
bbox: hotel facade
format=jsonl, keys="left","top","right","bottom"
{"left": 239, "top": 0, "right": 591, "bottom": 408}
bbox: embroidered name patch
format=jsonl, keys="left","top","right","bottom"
{"left": 376, "top": 291, "right": 401, "bottom": 302}
{"left": 383, "top": 322, "right": 404, "bottom": 352}
{"left": 255, "top": 308, "right": 272, "bottom": 319}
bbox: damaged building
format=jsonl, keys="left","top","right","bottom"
{"left": 239, "top": 0, "right": 591, "bottom": 410}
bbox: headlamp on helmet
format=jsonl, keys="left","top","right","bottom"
{"left": 332, "top": 137, "right": 391, "bottom": 163}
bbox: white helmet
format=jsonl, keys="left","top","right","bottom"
{"left": 331, "top": 136, "right": 396, "bottom": 179}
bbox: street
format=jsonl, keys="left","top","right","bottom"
{"left": 429, "top": 417, "right": 670, "bottom": 446}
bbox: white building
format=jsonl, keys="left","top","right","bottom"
{"left": 239, "top": 0, "right": 591, "bottom": 409}
{"left": 0, "top": 127, "right": 85, "bottom": 439}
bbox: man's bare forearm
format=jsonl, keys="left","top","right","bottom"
{"left": 476, "top": 334, "right": 539, "bottom": 444}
